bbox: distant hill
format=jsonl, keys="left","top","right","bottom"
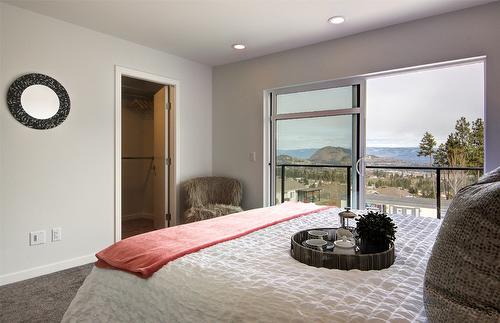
{"left": 366, "top": 147, "right": 427, "bottom": 165}
{"left": 276, "top": 154, "right": 309, "bottom": 165}
{"left": 277, "top": 148, "right": 317, "bottom": 159}
{"left": 277, "top": 146, "right": 428, "bottom": 166}
{"left": 309, "top": 146, "right": 351, "bottom": 165}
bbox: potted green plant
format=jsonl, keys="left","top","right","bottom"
{"left": 355, "top": 211, "right": 397, "bottom": 253}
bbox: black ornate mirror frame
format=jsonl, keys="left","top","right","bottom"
{"left": 7, "top": 73, "right": 70, "bottom": 129}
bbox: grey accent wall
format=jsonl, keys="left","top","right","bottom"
{"left": 213, "top": 2, "right": 500, "bottom": 210}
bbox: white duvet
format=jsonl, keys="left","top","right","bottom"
{"left": 63, "top": 208, "right": 441, "bottom": 323}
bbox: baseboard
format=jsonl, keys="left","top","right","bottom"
{"left": 122, "top": 212, "right": 154, "bottom": 221}
{"left": 0, "top": 254, "right": 96, "bottom": 286}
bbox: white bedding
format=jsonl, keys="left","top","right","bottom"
{"left": 63, "top": 208, "right": 441, "bottom": 323}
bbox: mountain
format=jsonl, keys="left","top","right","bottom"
{"left": 277, "top": 146, "right": 428, "bottom": 166}
{"left": 309, "top": 146, "right": 352, "bottom": 165}
{"left": 276, "top": 154, "right": 309, "bottom": 165}
{"left": 366, "top": 147, "right": 427, "bottom": 165}
{"left": 277, "top": 148, "right": 317, "bottom": 159}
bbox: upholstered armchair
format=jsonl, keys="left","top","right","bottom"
{"left": 183, "top": 177, "right": 243, "bottom": 223}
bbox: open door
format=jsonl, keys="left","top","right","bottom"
{"left": 153, "top": 86, "right": 169, "bottom": 229}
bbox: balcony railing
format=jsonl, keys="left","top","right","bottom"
{"left": 276, "top": 164, "right": 483, "bottom": 219}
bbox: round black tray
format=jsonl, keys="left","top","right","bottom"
{"left": 290, "top": 228, "right": 395, "bottom": 271}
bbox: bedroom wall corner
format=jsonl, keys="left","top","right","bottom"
{"left": 0, "top": 3, "right": 212, "bottom": 285}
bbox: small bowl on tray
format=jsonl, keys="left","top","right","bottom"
{"left": 302, "top": 239, "right": 334, "bottom": 251}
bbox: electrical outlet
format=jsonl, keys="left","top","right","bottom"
{"left": 52, "top": 227, "right": 62, "bottom": 242}
{"left": 29, "top": 231, "right": 46, "bottom": 246}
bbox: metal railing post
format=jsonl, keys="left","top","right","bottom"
{"left": 436, "top": 168, "right": 441, "bottom": 219}
{"left": 281, "top": 165, "right": 285, "bottom": 203}
{"left": 346, "top": 166, "right": 351, "bottom": 207}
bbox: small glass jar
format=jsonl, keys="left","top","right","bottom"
{"left": 338, "top": 207, "right": 356, "bottom": 230}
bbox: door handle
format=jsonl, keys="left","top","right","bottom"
{"left": 355, "top": 157, "right": 365, "bottom": 176}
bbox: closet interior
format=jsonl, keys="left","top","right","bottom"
{"left": 121, "top": 76, "right": 170, "bottom": 238}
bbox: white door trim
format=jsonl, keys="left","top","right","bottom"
{"left": 114, "top": 65, "right": 180, "bottom": 242}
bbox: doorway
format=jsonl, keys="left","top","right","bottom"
{"left": 115, "top": 67, "right": 178, "bottom": 241}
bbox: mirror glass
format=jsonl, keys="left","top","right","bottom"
{"left": 20, "top": 85, "right": 60, "bottom": 119}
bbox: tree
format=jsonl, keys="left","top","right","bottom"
{"left": 438, "top": 117, "right": 483, "bottom": 198}
{"left": 418, "top": 132, "right": 437, "bottom": 165}
{"left": 468, "top": 118, "right": 484, "bottom": 167}
{"left": 421, "top": 117, "right": 483, "bottom": 200}
{"left": 433, "top": 143, "right": 451, "bottom": 197}
{"left": 454, "top": 117, "right": 471, "bottom": 147}
{"left": 433, "top": 143, "right": 448, "bottom": 167}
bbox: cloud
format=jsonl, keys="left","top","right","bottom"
{"left": 276, "top": 62, "right": 484, "bottom": 149}
{"left": 366, "top": 62, "right": 484, "bottom": 147}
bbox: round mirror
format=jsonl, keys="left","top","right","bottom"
{"left": 7, "top": 73, "right": 70, "bottom": 129}
{"left": 20, "top": 85, "right": 60, "bottom": 119}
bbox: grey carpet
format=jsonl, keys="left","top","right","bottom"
{"left": 0, "top": 263, "right": 93, "bottom": 323}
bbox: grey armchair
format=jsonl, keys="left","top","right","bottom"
{"left": 183, "top": 176, "right": 243, "bottom": 223}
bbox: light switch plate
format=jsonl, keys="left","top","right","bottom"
{"left": 29, "top": 230, "right": 46, "bottom": 245}
{"left": 52, "top": 227, "right": 62, "bottom": 242}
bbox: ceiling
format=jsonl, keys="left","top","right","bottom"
{"left": 5, "top": 0, "right": 497, "bottom": 66}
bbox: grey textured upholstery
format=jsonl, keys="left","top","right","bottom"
{"left": 424, "top": 167, "right": 500, "bottom": 322}
{"left": 183, "top": 177, "right": 243, "bottom": 223}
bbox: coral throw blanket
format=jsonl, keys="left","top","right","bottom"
{"left": 96, "top": 202, "right": 330, "bottom": 278}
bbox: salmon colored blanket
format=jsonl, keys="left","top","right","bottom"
{"left": 96, "top": 202, "right": 331, "bottom": 278}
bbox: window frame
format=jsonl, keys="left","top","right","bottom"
{"left": 264, "top": 77, "right": 366, "bottom": 208}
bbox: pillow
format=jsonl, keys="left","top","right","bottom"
{"left": 424, "top": 167, "right": 500, "bottom": 322}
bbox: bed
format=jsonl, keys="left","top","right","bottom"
{"left": 62, "top": 206, "right": 441, "bottom": 322}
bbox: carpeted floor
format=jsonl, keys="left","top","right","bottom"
{"left": 0, "top": 263, "right": 93, "bottom": 323}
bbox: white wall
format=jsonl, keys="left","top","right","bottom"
{"left": 0, "top": 2, "right": 4, "bottom": 282}
{"left": 213, "top": 2, "right": 500, "bottom": 210}
{"left": 0, "top": 4, "right": 212, "bottom": 284}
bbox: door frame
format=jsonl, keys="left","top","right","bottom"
{"left": 264, "top": 77, "right": 366, "bottom": 208}
{"left": 114, "top": 66, "right": 180, "bottom": 242}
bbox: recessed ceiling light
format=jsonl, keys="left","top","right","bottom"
{"left": 232, "top": 44, "right": 246, "bottom": 50}
{"left": 328, "top": 16, "right": 345, "bottom": 24}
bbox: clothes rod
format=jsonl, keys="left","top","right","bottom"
{"left": 122, "top": 157, "right": 154, "bottom": 160}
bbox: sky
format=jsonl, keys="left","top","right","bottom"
{"left": 277, "top": 61, "right": 484, "bottom": 150}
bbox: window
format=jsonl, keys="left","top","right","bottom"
{"left": 266, "top": 58, "right": 485, "bottom": 219}
{"left": 270, "top": 80, "right": 363, "bottom": 208}
{"left": 365, "top": 61, "right": 484, "bottom": 218}
{"left": 276, "top": 86, "right": 354, "bottom": 114}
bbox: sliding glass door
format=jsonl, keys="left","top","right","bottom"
{"left": 268, "top": 60, "right": 484, "bottom": 219}
{"left": 269, "top": 79, "right": 365, "bottom": 208}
